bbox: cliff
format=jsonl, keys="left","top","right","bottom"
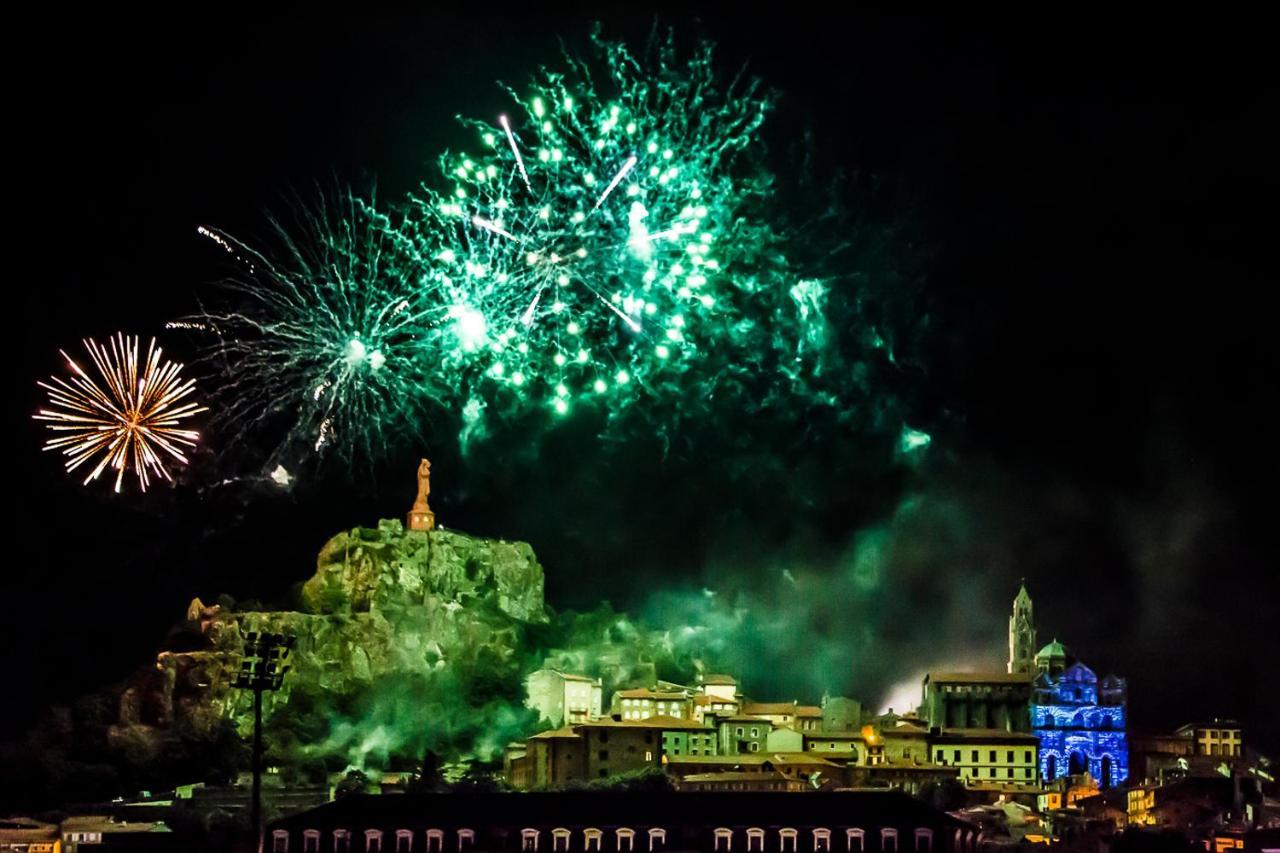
{"left": 154, "top": 520, "right": 549, "bottom": 769}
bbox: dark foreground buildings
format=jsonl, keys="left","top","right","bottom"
{"left": 266, "top": 790, "right": 973, "bottom": 853}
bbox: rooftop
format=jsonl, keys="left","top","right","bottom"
{"left": 271, "top": 790, "right": 968, "bottom": 832}
{"left": 743, "top": 702, "right": 800, "bottom": 715}
{"left": 931, "top": 728, "right": 1041, "bottom": 743}
{"left": 926, "top": 672, "right": 1032, "bottom": 685}
{"left": 700, "top": 674, "right": 738, "bottom": 686}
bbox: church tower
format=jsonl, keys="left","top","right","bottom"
{"left": 1008, "top": 581, "right": 1036, "bottom": 675}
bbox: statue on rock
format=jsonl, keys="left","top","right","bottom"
{"left": 407, "top": 457, "right": 436, "bottom": 531}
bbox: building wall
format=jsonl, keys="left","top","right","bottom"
{"left": 1032, "top": 666, "right": 1128, "bottom": 787}
{"left": 923, "top": 682, "right": 1032, "bottom": 733}
{"left": 931, "top": 741, "right": 1038, "bottom": 784}
{"left": 580, "top": 727, "right": 661, "bottom": 780}
{"left": 719, "top": 720, "right": 769, "bottom": 755}
{"left": 662, "top": 729, "right": 718, "bottom": 758}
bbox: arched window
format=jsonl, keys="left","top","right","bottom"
{"left": 303, "top": 829, "right": 321, "bottom": 853}
{"left": 584, "top": 828, "right": 603, "bottom": 851}
{"left": 1068, "top": 752, "right": 1087, "bottom": 776}
{"left": 334, "top": 830, "right": 351, "bottom": 853}
{"left": 394, "top": 829, "right": 413, "bottom": 853}
{"left": 272, "top": 829, "right": 290, "bottom": 853}
{"left": 780, "top": 828, "right": 798, "bottom": 852}
{"left": 847, "top": 828, "right": 866, "bottom": 853}
{"left": 747, "top": 828, "right": 765, "bottom": 852}
{"left": 616, "top": 828, "right": 635, "bottom": 852}
{"left": 425, "top": 829, "right": 443, "bottom": 853}
{"left": 647, "top": 828, "right": 666, "bottom": 851}
{"left": 1046, "top": 754, "right": 1057, "bottom": 779}
{"left": 881, "top": 828, "right": 899, "bottom": 853}
{"left": 813, "top": 829, "right": 832, "bottom": 853}
{"left": 457, "top": 829, "right": 475, "bottom": 852}
{"left": 1101, "top": 755, "right": 1113, "bottom": 789}
{"left": 914, "top": 829, "right": 933, "bottom": 853}
{"left": 714, "top": 828, "right": 734, "bottom": 852}
{"left": 552, "top": 828, "right": 571, "bottom": 852}
{"left": 365, "top": 829, "right": 384, "bottom": 853}
{"left": 522, "top": 829, "right": 540, "bottom": 852}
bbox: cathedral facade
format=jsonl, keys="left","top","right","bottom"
{"left": 1010, "top": 586, "right": 1129, "bottom": 788}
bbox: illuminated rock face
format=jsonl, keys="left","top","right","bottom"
{"left": 300, "top": 519, "right": 546, "bottom": 623}
{"left": 155, "top": 520, "right": 550, "bottom": 766}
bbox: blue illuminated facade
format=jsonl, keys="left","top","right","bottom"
{"left": 1031, "top": 644, "right": 1128, "bottom": 788}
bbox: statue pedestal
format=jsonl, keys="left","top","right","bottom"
{"left": 407, "top": 509, "right": 435, "bottom": 532}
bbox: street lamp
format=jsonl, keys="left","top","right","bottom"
{"left": 234, "top": 630, "right": 295, "bottom": 853}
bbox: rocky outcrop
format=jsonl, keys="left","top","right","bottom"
{"left": 300, "top": 520, "right": 546, "bottom": 623}
{"left": 152, "top": 520, "right": 549, "bottom": 765}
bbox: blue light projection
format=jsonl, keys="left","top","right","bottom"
{"left": 1032, "top": 662, "right": 1129, "bottom": 787}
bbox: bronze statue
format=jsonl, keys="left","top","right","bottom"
{"left": 407, "top": 458, "right": 436, "bottom": 531}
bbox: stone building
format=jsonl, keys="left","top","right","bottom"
{"left": 268, "top": 789, "right": 977, "bottom": 853}
{"left": 928, "top": 729, "right": 1040, "bottom": 787}
{"left": 1030, "top": 643, "right": 1128, "bottom": 788}
{"left": 920, "top": 672, "right": 1033, "bottom": 732}
{"left": 526, "top": 669, "right": 603, "bottom": 728}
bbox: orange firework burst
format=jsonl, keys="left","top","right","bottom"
{"left": 35, "top": 333, "right": 208, "bottom": 492}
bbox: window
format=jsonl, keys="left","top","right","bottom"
{"left": 736, "top": 727, "right": 745, "bottom": 736}
{"left": 989, "top": 750, "right": 996, "bottom": 762}
{"left": 813, "top": 829, "right": 831, "bottom": 852}
{"left": 1024, "top": 751, "right": 1031, "bottom": 763}
{"left": 914, "top": 830, "right": 933, "bottom": 853}
{"left": 648, "top": 828, "right": 666, "bottom": 851}
{"left": 584, "top": 828, "right": 603, "bottom": 851}
{"left": 780, "top": 828, "right": 798, "bottom": 852}
{"left": 272, "top": 830, "right": 290, "bottom": 853}
{"left": 522, "top": 829, "right": 540, "bottom": 852}
{"left": 600, "top": 732, "right": 609, "bottom": 743}
{"left": 747, "top": 828, "right": 765, "bottom": 852}
{"left": 552, "top": 828, "right": 571, "bottom": 853}
{"left": 616, "top": 828, "right": 635, "bottom": 852}
{"left": 847, "top": 828, "right": 865, "bottom": 853}
{"left": 1007, "top": 751, "right": 1014, "bottom": 763}
{"left": 365, "top": 829, "right": 384, "bottom": 853}
{"left": 396, "top": 829, "right": 414, "bottom": 853}
{"left": 599, "top": 750, "right": 609, "bottom": 760}
{"left": 424, "top": 829, "right": 443, "bottom": 853}
{"left": 1025, "top": 768, "right": 1032, "bottom": 778}
{"left": 954, "top": 749, "right": 961, "bottom": 763}
{"left": 304, "top": 830, "right": 321, "bottom": 853}
{"left": 457, "top": 829, "right": 475, "bottom": 852}
{"left": 971, "top": 750, "right": 978, "bottom": 762}
{"left": 751, "top": 728, "right": 759, "bottom": 738}
{"left": 881, "top": 829, "right": 899, "bottom": 853}
{"left": 750, "top": 742, "right": 760, "bottom": 752}
{"left": 1007, "top": 768, "right": 1013, "bottom": 778}
{"left": 714, "top": 828, "right": 733, "bottom": 852}
{"left": 334, "top": 830, "right": 351, "bottom": 853}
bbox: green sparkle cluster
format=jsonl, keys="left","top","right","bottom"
{"left": 199, "top": 32, "right": 831, "bottom": 464}
{"left": 399, "top": 35, "right": 774, "bottom": 417}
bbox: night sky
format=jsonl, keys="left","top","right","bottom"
{"left": 9, "top": 9, "right": 1277, "bottom": 754}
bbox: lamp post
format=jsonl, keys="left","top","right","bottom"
{"left": 233, "top": 630, "right": 294, "bottom": 853}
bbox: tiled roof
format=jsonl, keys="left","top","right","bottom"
{"left": 743, "top": 702, "right": 798, "bottom": 716}
{"left": 616, "top": 689, "right": 688, "bottom": 700}
{"left": 528, "top": 727, "right": 580, "bottom": 740}
{"left": 700, "top": 674, "right": 738, "bottom": 685}
{"left": 577, "top": 715, "right": 707, "bottom": 731}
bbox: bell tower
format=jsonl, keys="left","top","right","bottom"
{"left": 1008, "top": 581, "right": 1036, "bottom": 675}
